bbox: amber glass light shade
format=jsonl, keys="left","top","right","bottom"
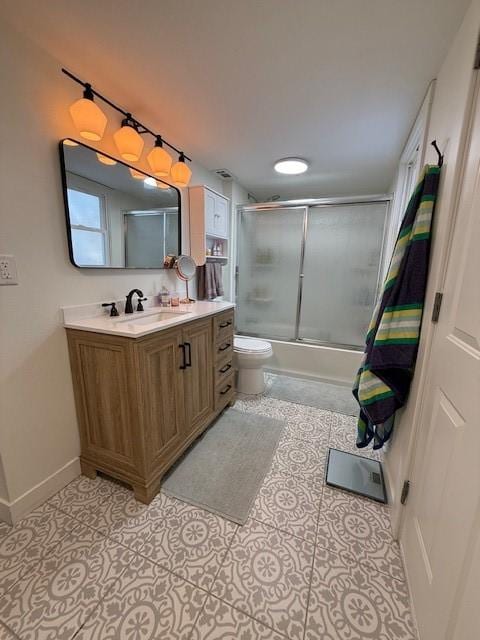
{"left": 129, "top": 168, "right": 145, "bottom": 180}
{"left": 171, "top": 153, "right": 192, "bottom": 187}
{"left": 147, "top": 140, "right": 172, "bottom": 177}
{"left": 157, "top": 181, "right": 171, "bottom": 189}
{"left": 69, "top": 98, "right": 107, "bottom": 141}
{"left": 113, "top": 121, "right": 144, "bottom": 161}
{"left": 63, "top": 139, "right": 79, "bottom": 147}
{"left": 96, "top": 153, "right": 117, "bottom": 166}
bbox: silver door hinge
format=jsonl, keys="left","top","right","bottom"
{"left": 431, "top": 292, "right": 443, "bottom": 323}
{"left": 401, "top": 480, "right": 410, "bottom": 505}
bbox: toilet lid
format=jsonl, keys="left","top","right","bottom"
{"left": 234, "top": 336, "right": 272, "bottom": 354}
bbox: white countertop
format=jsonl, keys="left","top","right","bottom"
{"left": 63, "top": 300, "right": 235, "bottom": 338}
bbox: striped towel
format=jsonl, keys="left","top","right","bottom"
{"left": 353, "top": 165, "right": 441, "bottom": 449}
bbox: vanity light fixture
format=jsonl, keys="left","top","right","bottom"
{"left": 63, "top": 68, "right": 192, "bottom": 182}
{"left": 274, "top": 157, "right": 309, "bottom": 175}
{"left": 129, "top": 168, "right": 145, "bottom": 180}
{"left": 113, "top": 114, "right": 145, "bottom": 162}
{"left": 96, "top": 152, "right": 117, "bottom": 166}
{"left": 147, "top": 136, "right": 173, "bottom": 177}
{"left": 171, "top": 152, "right": 192, "bottom": 187}
{"left": 69, "top": 84, "right": 107, "bottom": 142}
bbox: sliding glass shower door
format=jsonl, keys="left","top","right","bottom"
{"left": 299, "top": 202, "right": 387, "bottom": 346}
{"left": 236, "top": 198, "right": 389, "bottom": 349}
{"left": 236, "top": 207, "right": 306, "bottom": 339}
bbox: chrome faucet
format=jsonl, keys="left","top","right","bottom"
{"left": 125, "top": 289, "right": 147, "bottom": 314}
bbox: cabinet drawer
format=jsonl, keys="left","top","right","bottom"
{"left": 214, "top": 310, "right": 234, "bottom": 341}
{"left": 215, "top": 337, "right": 233, "bottom": 362}
{"left": 216, "top": 355, "right": 234, "bottom": 385}
{"left": 215, "top": 372, "right": 235, "bottom": 410}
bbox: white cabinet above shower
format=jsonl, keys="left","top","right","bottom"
{"left": 205, "top": 187, "right": 229, "bottom": 238}
{"left": 189, "top": 185, "right": 230, "bottom": 266}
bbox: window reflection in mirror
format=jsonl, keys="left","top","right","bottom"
{"left": 60, "top": 139, "right": 181, "bottom": 268}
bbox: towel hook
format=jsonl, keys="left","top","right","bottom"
{"left": 431, "top": 140, "right": 444, "bottom": 167}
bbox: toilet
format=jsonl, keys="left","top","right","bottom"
{"left": 233, "top": 336, "right": 273, "bottom": 395}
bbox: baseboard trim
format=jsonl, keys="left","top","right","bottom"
{"left": 382, "top": 455, "right": 394, "bottom": 516}
{"left": 0, "top": 458, "right": 80, "bottom": 525}
{"left": 0, "top": 500, "right": 13, "bottom": 526}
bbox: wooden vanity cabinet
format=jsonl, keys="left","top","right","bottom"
{"left": 66, "top": 310, "right": 235, "bottom": 503}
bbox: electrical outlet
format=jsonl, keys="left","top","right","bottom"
{"left": 0, "top": 255, "right": 18, "bottom": 285}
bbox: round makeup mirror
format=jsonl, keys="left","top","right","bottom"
{"left": 175, "top": 255, "right": 196, "bottom": 303}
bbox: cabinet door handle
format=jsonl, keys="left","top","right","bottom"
{"left": 219, "top": 363, "right": 232, "bottom": 374}
{"left": 218, "top": 342, "right": 231, "bottom": 352}
{"left": 219, "top": 320, "right": 232, "bottom": 328}
{"left": 220, "top": 384, "right": 232, "bottom": 395}
{"left": 179, "top": 344, "right": 187, "bottom": 370}
{"left": 184, "top": 342, "right": 192, "bottom": 367}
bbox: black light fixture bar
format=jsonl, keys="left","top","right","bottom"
{"left": 62, "top": 68, "right": 192, "bottom": 161}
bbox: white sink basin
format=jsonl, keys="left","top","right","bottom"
{"left": 116, "top": 310, "right": 190, "bottom": 326}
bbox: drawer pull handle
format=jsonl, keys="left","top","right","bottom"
{"left": 184, "top": 342, "right": 192, "bottom": 367}
{"left": 219, "top": 342, "right": 231, "bottom": 352}
{"left": 220, "top": 384, "right": 232, "bottom": 395}
{"left": 219, "top": 320, "right": 232, "bottom": 328}
{"left": 219, "top": 363, "right": 232, "bottom": 374}
{"left": 179, "top": 344, "right": 187, "bottom": 370}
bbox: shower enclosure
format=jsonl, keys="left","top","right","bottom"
{"left": 236, "top": 196, "right": 390, "bottom": 350}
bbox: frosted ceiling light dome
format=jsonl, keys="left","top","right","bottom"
{"left": 144, "top": 177, "right": 158, "bottom": 188}
{"left": 274, "top": 157, "right": 308, "bottom": 175}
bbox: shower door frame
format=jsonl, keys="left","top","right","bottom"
{"left": 236, "top": 194, "right": 392, "bottom": 350}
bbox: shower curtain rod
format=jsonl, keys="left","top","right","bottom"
{"left": 238, "top": 193, "right": 392, "bottom": 211}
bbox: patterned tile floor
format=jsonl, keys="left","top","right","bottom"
{"left": 0, "top": 390, "right": 417, "bottom": 639}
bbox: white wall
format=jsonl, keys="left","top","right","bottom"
{"left": 0, "top": 21, "right": 225, "bottom": 522}
{"left": 384, "top": 0, "right": 480, "bottom": 528}
{"left": 222, "top": 180, "right": 250, "bottom": 301}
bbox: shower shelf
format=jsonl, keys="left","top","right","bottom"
{"left": 247, "top": 297, "right": 273, "bottom": 304}
{"left": 206, "top": 255, "right": 228, "bottom": 265}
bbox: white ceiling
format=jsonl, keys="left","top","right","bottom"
{"left": 2, "top": 0, "right": 470, "bottom": 200}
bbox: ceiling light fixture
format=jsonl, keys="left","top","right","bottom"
{"left": 144, "top": 177, "right": 158, "bottom": 188}
{"left": 274, "top": 157, "right": 308, "bottom": 175}
{"left": 69, "top": 83, "right": 107, "bottom": 142}
{"left": 129, "top": 168, "right": 145, "bottom": 180}
{"left": 63, "top": 68, "right": 192, "bottom": 185}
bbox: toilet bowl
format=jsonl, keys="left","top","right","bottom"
{"left": 233, "top": 336, "right": 273, "bottom": 395}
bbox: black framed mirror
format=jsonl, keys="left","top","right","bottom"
{"left": 59, "top": 138, "right": 181, "bottom": 268}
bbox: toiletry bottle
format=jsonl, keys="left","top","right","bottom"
{"left": 160, "top": 287, "right": 170, "bottom": 307}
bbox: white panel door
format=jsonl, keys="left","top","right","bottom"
{"left": 402, "top": 81, "right": 480, "bottom": 640}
